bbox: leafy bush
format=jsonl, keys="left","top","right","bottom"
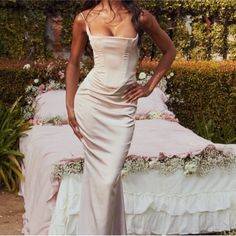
{"left": 0, "top": 58, "right": 93, "bottom": 107}
{"left": 0, "top": 96, "right": 31, "bottom": 192}
{"left": 140, "top": 60, "right": 236, "bottom": 136}
{"left": 0, "top": 8, "right": 46, "bottom": 59}
{"left": 194, "top": 115, "right": 236, "bottom": 144}
{"left": 0, "top": 0, "right": 235, "bottom": 59}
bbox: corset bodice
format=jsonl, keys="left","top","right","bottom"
{"left": 84, "top": 25, "right": 140, "bottom": 91}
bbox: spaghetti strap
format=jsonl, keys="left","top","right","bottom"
{"left": 79, "top": 12, "right": 90, "bottom": 36}
{"left": 80, "top": 12, "right": 85, "bottom": 20}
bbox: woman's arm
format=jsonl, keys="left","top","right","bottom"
{"left": 66, "top": 13, "right": 87, "bottom": 139}
{"left": 123, "top": 9, "right": 177, "bottom": 103}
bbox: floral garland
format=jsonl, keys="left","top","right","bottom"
{"left": 28, "top": 115, "right": 68, "bottom": 126}
{"left": 135, "top": 111, "right": 179, "bottom": 123}
{"left": 52, "top": 159, "right": 84, "bottom": 179}
{"left": 51, "top": 144, "right": 236, "bottom": 180}
{"left": 23, "top": 63, "right": 66, "bottom": 120}
{"left": 22, "top": 78, "right": 66, "bottom": 120}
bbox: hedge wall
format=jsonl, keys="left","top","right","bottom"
{"left": 140, "top": 60, "right": 236, "bottom": 133}
{"left": 0, "top": 0, "right": 235, "bottom": 60}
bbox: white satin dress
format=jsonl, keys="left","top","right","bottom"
{"left": 73, "top": 13, "right": 139, "bottom": 235}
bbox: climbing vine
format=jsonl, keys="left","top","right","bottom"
{"left": 0, "top": 0, "right": 235, "bottom": 59}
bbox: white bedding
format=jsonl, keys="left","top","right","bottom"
{"left": 19, "top": 119, "right": 236, "bottom": 235}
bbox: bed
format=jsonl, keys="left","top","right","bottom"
{"left": 19, "top": 86, "right": 236, "bottom": 235}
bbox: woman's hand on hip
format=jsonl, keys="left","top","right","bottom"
{"left": 122, "top": 82, "right": 152, "bottom": 103}
{"left": 67, "top": 108, "right": 83, "bottom": 140}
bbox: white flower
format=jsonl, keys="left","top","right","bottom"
{"left": 23, "top": 64, "right": 31, "bottom": 70}
{"left": 26, "top": 97, "right": 32, "bottom": 104}
{"left": 158, "top": 79, "right": 167, "bottom": 92}
{"left": 167, "top": 75, "right": 171, "bottom": 79}
{"left": 138, "top": 72, "right": 146, "bottom": 80}
{"left": 121, "top": 169, "right": 129, "bottom": 177}
{"left": 149, "top": 160, "right": 157, "bottom": 168}
{"left": 170, "top": 72, "right": 174, "bottom": 77}
{"left": 184, "top": 160, "right": 198, "bottom": 175}
{"left": 25, "top": 85, "right": 33, "bottom": 93}
{"left": 148, "top": 111, "right": 161, "bottom": 119}
{"left": 34, "top": 79, "right": 39, "bottom": 84}
{"left": 31, "top": 86, "right": 38, "bottom": 93}
{"left": 58, "top": 70, "right": 65, "bottom": 79}
{"left": 80, "top": 62, "right": 85, "bottom": 67}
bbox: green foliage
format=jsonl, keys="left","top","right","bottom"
{"left": 140, "top": 60, "right": 236, "bottom": 137}
{"left": 0, "top": 59, "right": 93, "bottom": 107}
{"left": 0, "top": 96, "right": 31, "bottom": 192}
{"left": 0, "top": 8, "right": 46, "bottom": 59}
{"left": 0, "top": 0, "right": 235, "bottom": 59}
{"left": 194, "top": 116, "right": 216, "bottom": 140}
{"left": 194, "top": 115, "right": 236, "bottom": 144}
{"left": 165, "top": 61, "right": 236, "bottom": 135}
{"left": 0, "top": 67, "right": 42, "bottom": 107}
{"left": 228, "top": 24, "right": 236, "bottom": 60}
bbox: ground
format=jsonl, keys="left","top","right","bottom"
{"left": 0, "top": 189, "right": 24, "bottom": 235}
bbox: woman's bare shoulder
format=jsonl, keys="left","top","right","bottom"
{"left": 74, "top": 9, "right": 89, "bottom": 22}
{"left": 75, "top": 8, "right": 100, "bottom": 24}
{"left": 73, "top": 9, "right": 94, "bottom": 31}
{"left": 72, "top": 10, "right": 91, "bottom": 35}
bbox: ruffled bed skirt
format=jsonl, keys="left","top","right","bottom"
{"left": 48, "top": 168, "right": 236, "bottom": 235}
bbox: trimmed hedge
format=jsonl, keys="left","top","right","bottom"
{"left": 171, "top": 61, "right": 235, "bottom": 130}
{"left": 0, "top": 59, "right": 92, "bottom": 107}
{"left": 0, "top": 60, "right": 235, "bottom": 134}
{"left": 140, "top": 60, "right": 236, "bottom": 132}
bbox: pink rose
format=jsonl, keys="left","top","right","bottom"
{"left": 38, "top": 84, "right": 46, "bottom": 93}
{"left": 58, "top": 71, "right": 65, "bottom": 80}
{"left": 28, "top": 118, "right": 43, "bottom": 125}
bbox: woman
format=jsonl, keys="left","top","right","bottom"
{"left": 65, "top": 0, "right": 176, "bottom": 234}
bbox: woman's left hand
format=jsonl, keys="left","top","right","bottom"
{"left": 122, "top": 82, "right": 152, "bottom": 103}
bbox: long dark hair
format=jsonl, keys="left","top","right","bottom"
{"left": 80, "top": 0, "right": 144, "bottom": 56}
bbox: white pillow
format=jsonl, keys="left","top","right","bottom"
{"left": 34, "top": 89, "right": 67, "bottom": 120}
{"left": 33, "top": 87, "right": 171, "bottom": 121}
{"left": 135, "top": 87, "right": 169, "bottom": 116}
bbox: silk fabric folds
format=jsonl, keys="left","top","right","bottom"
{"left": 73, "top": 13, "right": 139, "bottom": 234}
